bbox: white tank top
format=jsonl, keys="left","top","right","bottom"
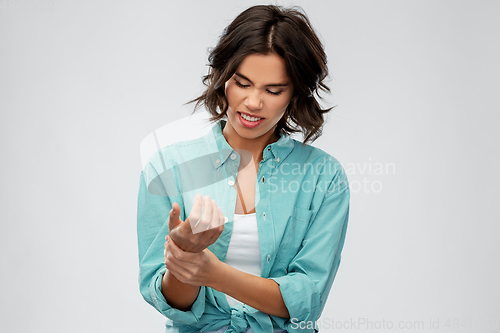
{"left": 224, "top": 213, "right": 262, "bottom": 307}
{"left": 204, "top": 213, "right": 286, "bottom": 333}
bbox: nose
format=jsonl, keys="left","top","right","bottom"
{"left": 244, "top": 89, "right": 263, "bottom": 111}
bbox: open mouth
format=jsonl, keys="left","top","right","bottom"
{"left": 238, "top": 112, "right": 263, "bottom": 122}
{"left": 237, "top": 112, "right": 264, "bottom": 128}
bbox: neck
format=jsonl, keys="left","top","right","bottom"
{"left": 222, "top": 121, "right": 280, "bottom": 163}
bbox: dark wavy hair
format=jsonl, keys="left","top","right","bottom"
{"left": 187, "top": 5, "right": 332, "bottom": 144}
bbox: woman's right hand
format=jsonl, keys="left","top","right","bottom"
{"left": 167, "top": 194, "right": 225, "bottom": 253}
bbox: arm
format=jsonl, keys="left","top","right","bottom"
{"left": 164, "top": 163, "right": 350, "bottom": 326}
{"left": 161, "top": 194, "right": 225, "bottom": 310}
{"left": 161, "top": 270, "right": 200, "bottom": 311}
{"left": 164, "top": 236, "right": 289, "bottom": 318}
{"left": 137, "top": 167, "right": 207, "bottom": 323}
{"left": 212, "top": 262, "right": 290, "bottom": 318}
{"left": 269, "top": 164, "right": 350, "bottom": 331}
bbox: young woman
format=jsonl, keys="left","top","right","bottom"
{"left": 137, "top": 5, "right": 350, "bottom": 333}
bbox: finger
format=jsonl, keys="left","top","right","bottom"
{"left": 199, "top": 196, "right": 213, "bottom": 231}
{"left": 209, "top": 223, "right": 224, "bottom": 245}
{"left": 188, "top": 193, "right": 203, "bottom": 232}
{"left": 209, "top": 206, "right": 225, "bottom": 235}
{"left": 194, "top": 205, "right": 219, "bottom": 245}
{"left": 166, "top": 235, "right": 183, "bottom": 258}
{"left": 208, "top": 200, "right": 220, "bottom": 231}
{"left": 219, "top": 206, "right": 225, "bottom": 227}
{"left": 164, "top": 236, "right": 172, "bottom": 261}
{"left": 192, "top": 196, "right": 212, "bottom": 234}
{"left": 164, "top": 256, "right": 192, "bottom": 282}
{"left": 166, "top": 250, "right": 198, "bottom": 269}
{"left": 168, "top": 202, "right": 182, "bottom": 233}
{"left": 202, "top": 206, "right": 224, "bottom": 245}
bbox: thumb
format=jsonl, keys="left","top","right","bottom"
{"left": 168, "top": 202, "right": 183, "bottom": 232}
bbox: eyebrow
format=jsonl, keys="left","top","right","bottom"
{"left": 234, "top": 72, "right": 289, "bottom": 87}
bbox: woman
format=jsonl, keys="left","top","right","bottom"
{"left": 137, "top": 5, "right": 350, "bottom": 333}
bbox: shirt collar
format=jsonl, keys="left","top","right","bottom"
{"left": 204, "top": 119, "right": 294, "bottom": 170}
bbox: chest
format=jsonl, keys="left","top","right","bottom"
{"left": 234, "top": 161, "right": 260, "bottom": 214}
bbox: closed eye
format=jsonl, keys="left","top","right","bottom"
{"left": 235, "top": 79, "right": 282, "bottom": 96}
{"left": 234, "top": 79, "right": 249, "bottom": 89}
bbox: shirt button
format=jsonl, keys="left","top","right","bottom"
{"left": 276, "top": 157, "right": 280, "bottom": 163}
{"left": 267, "top": 255, "right": 271, "bottom": 263}
{"left": 263, "top": 212, "right": 266, "bottom": 220}
{"left": 215, "top": 159, "right": 221, "bottom": 164}
{"left": 228, "top": 180, "right": 234, "bottom": 186}
{"left": 267, "top": 147, "right": 271, "bottom": 151}
{"left": 224, "top": 217, "right": 228, "bottom": 223}
{"left": 230, "top": 154, "right": 237, "bottom": 160}
{"left": 262, "top": 176, "right": 265, "bottom": 183}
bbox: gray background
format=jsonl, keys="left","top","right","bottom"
{"left": 1, "top": 0, "right": 499, "bottom": 332}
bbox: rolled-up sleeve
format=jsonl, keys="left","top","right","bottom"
{"left": 270, "top": 165, "right": 350, "bottom": 333}
{"left": 137, "top": 169, "right": 206, "bottom": 324}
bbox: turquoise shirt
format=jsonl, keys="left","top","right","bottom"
{"left": 137, "top": 119, "right": 350, "bottom": 333}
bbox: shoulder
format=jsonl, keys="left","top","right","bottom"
{"left": 142, "top": 133, "right": 209, "bottom": 186}
{"left": 291, "top": 139, "right": 346, "bottom": 173}
{"left": 289, "top": 138, "right": 349, "bottom": 191}
{"left": 147, "top": 134, "right": 207, "bottom": 167}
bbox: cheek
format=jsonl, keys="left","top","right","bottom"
{"left": 225, "top": 84, "right": 243, "bottom": 106}
{"left": 272, "top": 98, "right": 291, "bottom": 116}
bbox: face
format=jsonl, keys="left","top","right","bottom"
{"left": 223, "top": 52, "right": 293, "bottom": 144}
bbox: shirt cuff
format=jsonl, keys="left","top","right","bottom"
{"left": 270, "top": 273, "right": 320, "bottom": 332}
{"left": 150, "top": 266, "right": 206, "bottom": 324}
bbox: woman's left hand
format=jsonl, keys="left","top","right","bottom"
{"left": 164, "top": 235, "right": 222, "bottom": 287}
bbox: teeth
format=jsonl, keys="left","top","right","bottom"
{"left": 240, "top": 113, "right": 261, "bottom": 122}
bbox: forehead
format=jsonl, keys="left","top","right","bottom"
{"left": 236, "top": 53, "right": 289, "bottom": 84}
